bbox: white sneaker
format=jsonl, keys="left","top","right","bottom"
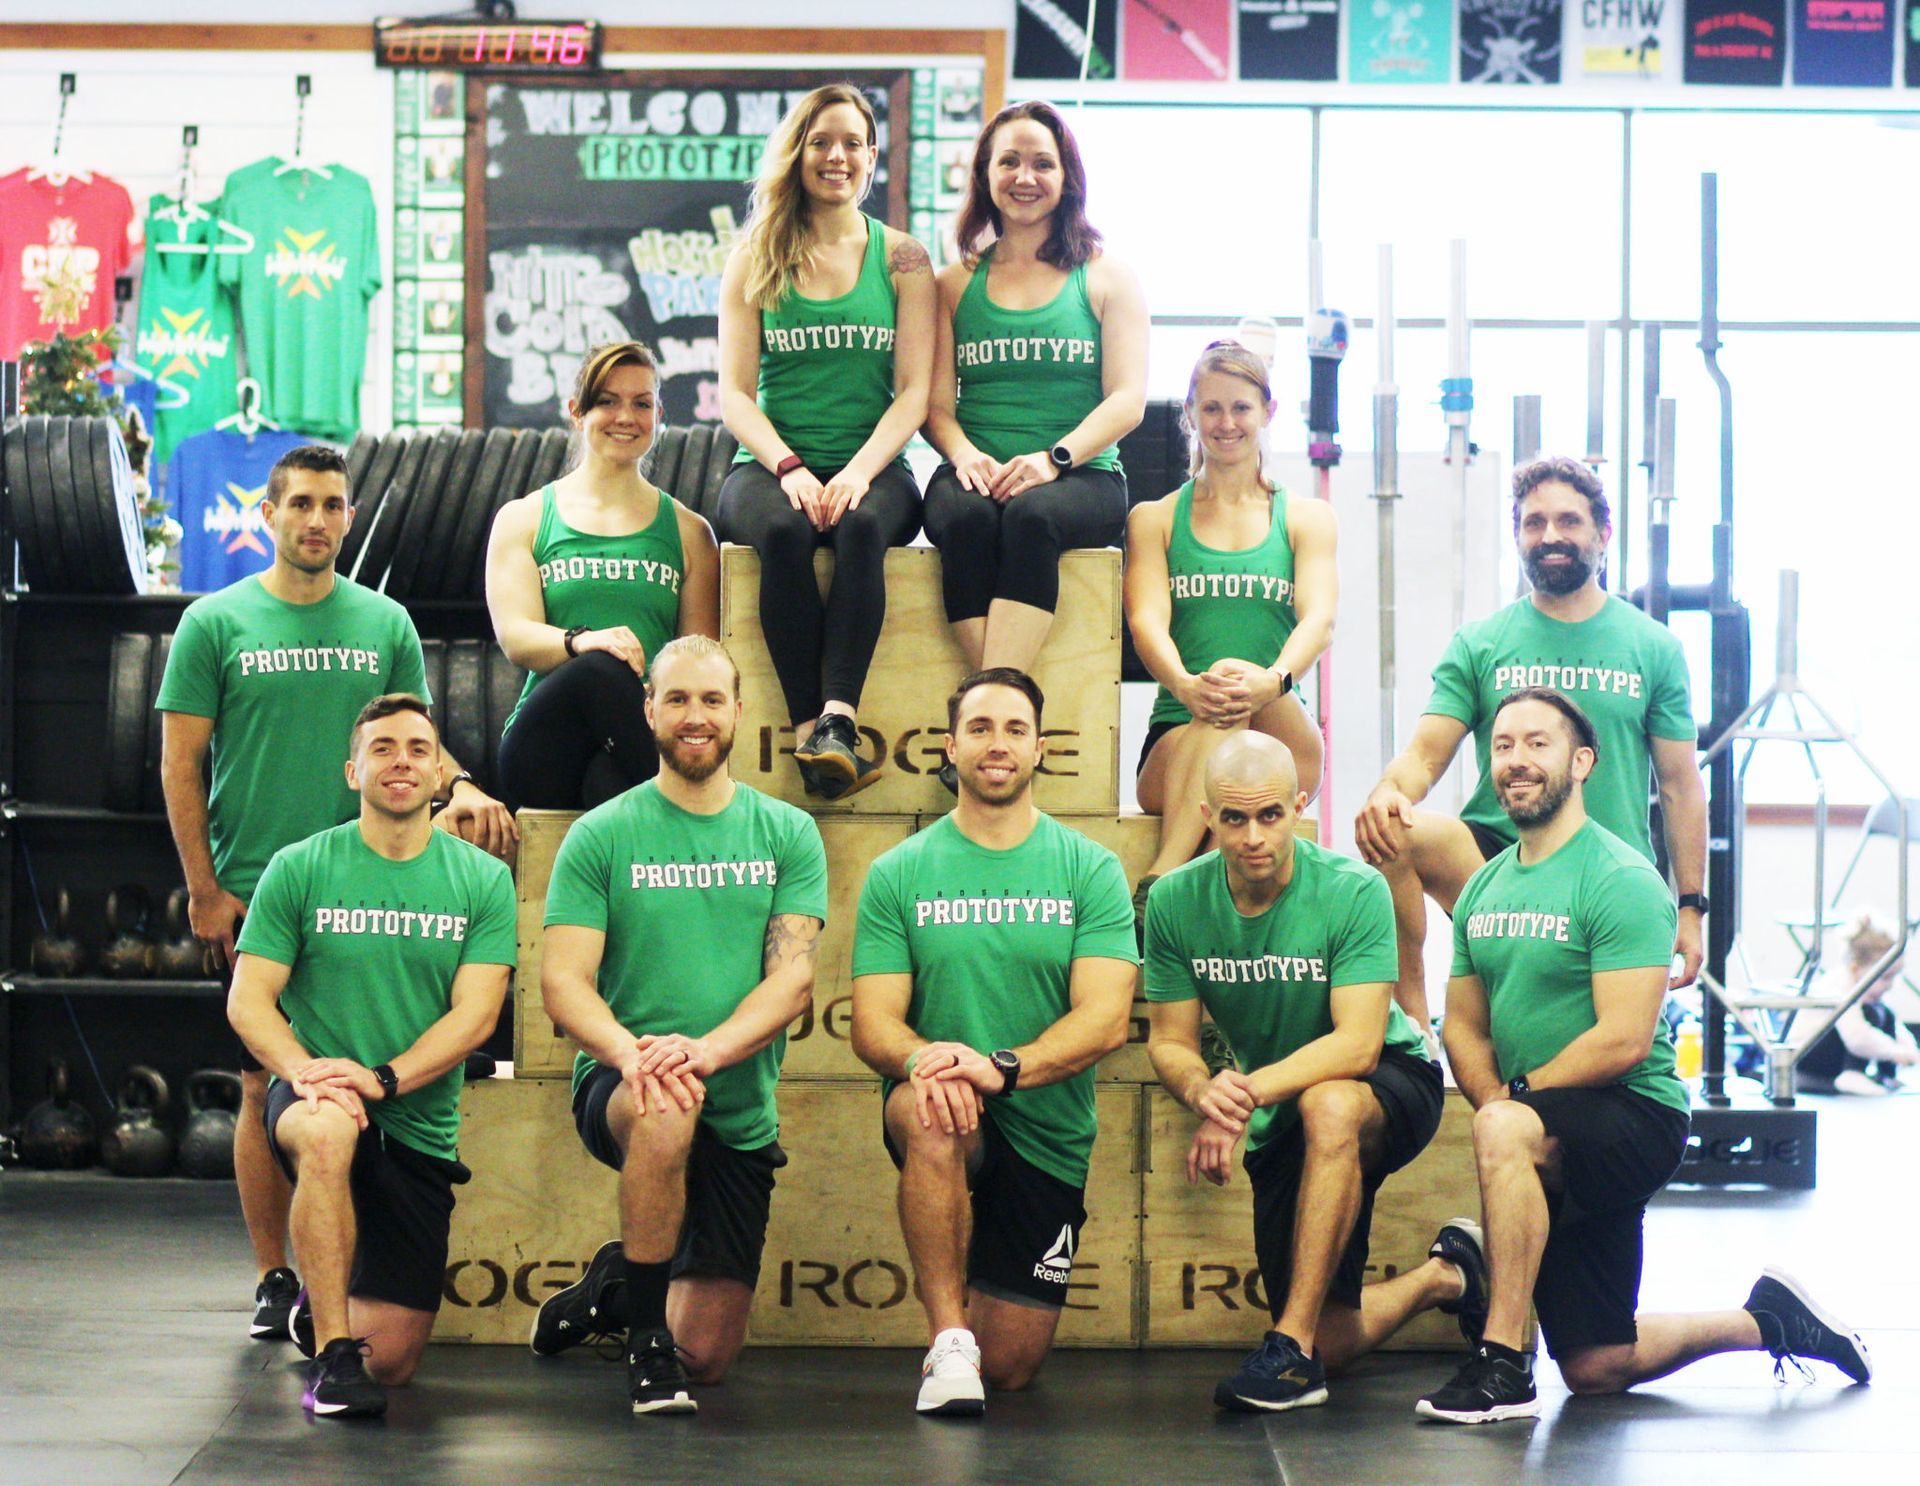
{"left": 916, "top": 1327, "right": 985, "bottom": 1416}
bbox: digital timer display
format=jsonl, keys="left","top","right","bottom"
{"left": 373, "top": 17, "right": 603, "bottom": 72}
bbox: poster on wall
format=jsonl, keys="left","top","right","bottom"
{"left": 909, "top": 68, "right": 984, "bottom": 266}
{"left": 1014, "top": 0, "right": 1121, "bottom": 79}
{"left": 1350, "top": 0, "right": 1454, "bottom": 82}
{"left": 1238, "top": 0, "right": 1343, "bottom": 79}
{"left": 1568, "top": 0, "right": 1684, "bottom": 81}
{"left": 1791, "top": 0, "right": 1895, "bottom": 86}
{"left": 1459, "top": 0, "right": 1564, "bottom": 82}
{"left": 1683, "top": 0, "right": 1786, "bottom": 83}
{"left": 1122, "top": 0, "right": 1235, "bottom": 79}
{"left": 392, "top": 69, "right": 466, "bottom": 429}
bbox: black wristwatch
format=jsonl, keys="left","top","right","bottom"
{"left": 372, "top": 1063, "right": 400, "bottom": 1102}
{"left": 989, "top": 1048, "right": 1021, "bottom": 1095}
{"left": 1677, "top": 892, "right": 1709, "bottom": 914}
{"left": 1271, "top": 667, "right": 1294, "bottom": 697}
{"left": 1049, "top": 443, "right": 1073, "bottom": 470}
{"left": 1507, "top": 1074, "right": 1530, "bottom": 1098}
{"left": 563, "top": 624, "right": 589, "bottom": 657}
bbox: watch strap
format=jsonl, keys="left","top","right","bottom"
{"left": 1677, "top": 892, "right": 1709, "bottom": 913}
{"left": 562, "top": 625, "right": 588, "bottom": 657}
{"left": 775, "top": 454, "right": 806, "bottom": 477}
{"left": 372, "top": 1063, "right": 400, "bottom": 1101}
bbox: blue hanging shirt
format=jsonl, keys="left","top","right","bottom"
{"left": 166, "top": 426, "right": 317, "bottom": 593}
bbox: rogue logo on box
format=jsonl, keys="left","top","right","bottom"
{"left": 754, "top": 724, "right": 1083, "bottom": 778}
{"left": 777, "top": 1258, "right": 1106, "bottom": 1311}
{"left": 442, "top": 1256, "right": 591, "bottom": 1310}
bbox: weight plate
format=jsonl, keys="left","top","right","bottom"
{"left": 470, "top": 429, "right": 542, "bottom": 600}
{"left": 142, "top": 631, "right": 175, "bottom": 812}
{"left": 483, "top": 644, "right": 528, "bottom": 790}
{"left": 419, "top": 637, "right": 448, "bottom": 725}
{"left": 646, "top": 426, "right": 688, "bottom": 498}
{"left": 697, "top": 427, "right": 738, "bottom": 519}
{"left": 443, "top": 638, "right": 488, "bottom": 789}
{"left": 1, "top": 418, "right": 36, "bottom": 584}
{"left": 531, "top": 427, "right": 571, "bottom": 492}
{"left": 46, "top": 417, "right": 95, "bottom": 591}
{"left": 448, "top": 428, "right": 514, "bottom": 603}
{"left": 387, "top": 427, "right": 459, "bottom": 600}
{"left": 22, "top": 416, "right": 72, "bottom": 591}
{"left": 673, "top": 425, "right": 713, "bottom": 510}
{"left": 417, "top": 429, "right": 486, "bottom": 599}
{"left": 343, "top": 430, "right": 377, "bottom": 498}
{"left": 105, "top": 631, "right": 153, "bottom": 812}
{"left": 340, "top": 431, "right": 408, "bottom": 574}
{"left": 69, "top": 417, "right": 116, "bottom": 594}
{"left": 84, "top": 417, "right": 144, "bottom": 595}
{"left": 352, "top": 434, "right": 429, "bottom": 589}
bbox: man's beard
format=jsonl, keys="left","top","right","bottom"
{"left": 657, "top": 727, "right": 734, "bottom": 783}
{"left": 1497, "top": 762, "right": 1575, "bottom": 827}
{"left": 1524, "top": 540, "right": 1598, "bottom": 596}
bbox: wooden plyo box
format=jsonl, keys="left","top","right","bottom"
{"left": 720, "top": 545, "right": 1121, "bottom": 816}
{"left": 513, "top": 808, "right": 916, "bottom": 1080}
{"left": 1140, "top": 1087, "right": 1511, "bottom": 1351}
{"left": 434, "top": 1076, "right": 1143, "bottom": 1347}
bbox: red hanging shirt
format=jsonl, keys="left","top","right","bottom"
{"left": 0, "top": 168, "right": 140, "bottom": 358}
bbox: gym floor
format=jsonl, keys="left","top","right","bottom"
{"left": 4, "top": 1091, "right": 1914, "bottom": 1485}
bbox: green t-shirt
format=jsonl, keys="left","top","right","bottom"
{"left": 1143, "top": 840, "right": 1428, "bottom": 1149}
{"left": 217, "top": 160, "right": 381, "bottom": 440}
{"left": 542, "top": 780, "right": 828, "bottom": 1150}
{"left": 1425, "top": 594, "right": 1696, "bottom": 861}
{"left": 135, "top": 193, "right": 240, "bottom": 464}
{"left": 236, "top": 823, "right": 517, "bottom": 1161}
{"left": 1148, "top": 480, "right": 1299, "bottom": 729}
{"left": 154, "top": 575, "right": 430, "bottom": 900}
{"left": 851, "top": 812, "right": 1140, "bottom": 1188}
{"left": 1451, "top": 819, "right": 1686, "bottom": 1114}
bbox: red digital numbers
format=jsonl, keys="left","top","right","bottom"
{"left": 380, "top": 21, "right": 592, "bottom": 69}
{"left": 558, "top": 26, "right": 588, "bottom": 65}
{"left": 529, "top": 27, "right": 557, "bottom": 64}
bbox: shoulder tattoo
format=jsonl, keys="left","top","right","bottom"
{"left": 888, "top": 239, "right": 933, "bottom": 278}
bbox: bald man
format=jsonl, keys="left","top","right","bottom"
{"left": 1144, "top": 734, "right": 1481, "bottom": 1412}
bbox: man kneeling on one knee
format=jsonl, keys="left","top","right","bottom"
{"left": 228, "top": 695, "right": 517, "bottom": 1419}
{"left": 1417, "top": 686, "right": 1870, "bottom": 1424}
{"left": 1146, "top": 732, "right": 1483, "bottom": 1412}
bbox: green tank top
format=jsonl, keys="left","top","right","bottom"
{"left": 503, "top": 483, "right": 686, "bottom": 733}
{"left": 733, "top": 212, "right": 898, "bottom": 475}
{"left": 1148, "top": 479, "right": 1298, "bottom": 728}
{"left": 952, "top": 246, "right": 1119, "bottom": 471}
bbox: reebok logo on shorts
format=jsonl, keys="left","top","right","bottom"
{"left": 1034, "top": 1225, "right": 1075, "bottom": 1285}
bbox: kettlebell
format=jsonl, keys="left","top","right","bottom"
{"left": 29, "top": 888, "right": 86, "bottom": 977}
{"left": 179, "top": 1069, "right": 242, "bottom": 1180}
{"left": 19, "top": 1058, "right": 97, "bottom": 1170}
{"left": 101, "top": 1065, "right": 174, "bottom": 1178}
{"left": 154, "top": 888, "right": 211, "bottom": 979}
{"left": 100, "top": 884, "right": 155, "bottom": 979}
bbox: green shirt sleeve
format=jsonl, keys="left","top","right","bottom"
{"left": 1071, "top": 844, "right": 1142, "bottom": 966}
{"left": 1586, "top": 862, "right": 1678, "bottom": 972}
{"left": 1645, "top": 631, "right": 1697, "bottom": 743}
{"left": 1329, "top": 870, "right": 1400, "bottom": 988}
{"left": 153, "top": 606, "right": 220, "bottom": 718}
{"left": 1424, "top": 626, "right": 1479, "bottom": 725}
{"left": 1141, "top": 877, "right": 1197, "bottom": 1002}
{"left": 851, "top": 851, "right": 910, "bottom": 977}
{"left": 543, "top": 817, "right": 611, "bottom": 932}
{"left": 771, "top": 812, "right": 829, "bottom": 923}
{"left": 459, "top": 855, "right": 519, "bottom": 967}
{"left": 234, "top": 845, "right": 303, "bottom": 965}
{"left": 392, "top": 616, "right": 430, "bottom": 703}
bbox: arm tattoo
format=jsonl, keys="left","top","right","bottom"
{"left": 888, "top": 239, "right": 932, "bottom": 278}
{"left": 763, "top": 913, "right": 823, "bottom": 975}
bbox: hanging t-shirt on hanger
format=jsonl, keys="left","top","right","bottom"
{"left": 0, "top": 168, "right": 139, "bottom": 358}
{"left": 217, "top": 160, "right": 381, "bottom": 442}
{"left": 135, "top": 195, "right": 241, "bottom": 465}
{"left": 167, "top": 424, "right": 314, "bottom": 594}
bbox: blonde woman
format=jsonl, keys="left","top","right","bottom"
{"left": 1125, "top": 340, "right": 1336, "bottom": 914}
{"left": 1797, "top": 914, "right": 1918, "bottom": 1094}
{"left": 716, "top": 83, "right": 934, "bottom": 800}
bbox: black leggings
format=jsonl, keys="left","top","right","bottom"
{"left": 495, "top": 650, "right": 658, "bottom": 811}
{"left": 921, "top": 464, "right": 1128, "bottom": 623}
{"left": 715, "top": 460, "right": 922, "bottom": 723}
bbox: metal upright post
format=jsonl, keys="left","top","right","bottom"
{"left": 1443, "top": 242, "right": 1472, "bottom": 635}
{"left": 1373, "top": 246, "right": 1400, "bottom": 772}
{"left": 1512, "top": 396, "right": 1541, "bottom": 600}
{"left": 1306, "top": 241, "right": 1347, "bottom": 826}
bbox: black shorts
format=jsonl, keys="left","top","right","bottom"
{"left": 1464, "top": 819, "right": 1509, "bottom": 866}
{"left": 1137, "top": 718, "right": 1181, "bottom": 778}
{"left": 263, "top": 1078, "right": 469, "bottom": 1313}
{"left": 884, "top": 1103, "right": 1088, "bottom": 1310}
{"left": 573, "top": 1064, "right": 787, "bottom": 1287}
{"left": 1244, "top": 1048, "right": 1445, "bottom": 1314}
{"left": 1517, "top": 1085, "right": 1691, "bottom": 1359}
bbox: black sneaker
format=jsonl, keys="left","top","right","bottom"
{"left": 1429, "top": 1217, "right": 1489, "bottom": 1346}
{"left": 1213, "top": 1330, "right": 1328, "bottom": 1412}
{"left": 1414, "top": 1346, "right": 1539, "bottom": 1424}
{"left": 1744, "top": 1267, "right": 1872, "bottom": 1384}
{"left": 250, "top": 1266, "right": 299, "bottom": 1340}
{"left": 1131, "top": 873, "right": 1160, "bottom": 956}
{"left": 794, "top": 714, "right": 880, "bottom": 800}
{"left": 629, "top": 1327, "right": 697, "bottom": 1415}
{"left": 303, "top": 1337, "right": 387, "bottom": 1420}
{"left": 289, "top": 1286, "right": 316, "bottom": 1359}
{"left": 531, "top": 1239, "right": 627, "bottom": 1357}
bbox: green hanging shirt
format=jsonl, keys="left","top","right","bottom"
{"left": 1451, "top": 820, "right": 1686, "bottom": 1115}
{"left": 852, "top": 812, "right": 1140, "bottom": 1188}
{"left": 154, "top": 575, "right": 430, "bottom": 900}
{"left": 951, "top": 247, "right": 1119, "bottom": 471}
{"left": 1424, "top": 595, "right": 1696, "bottom": 861}
{"left": 238, "top": 823, "right": 518, "bottom": 1162}
{"left": 217, "top": 160, "right": 381, "bottom": 440}
{"left": 1147, "top": 479, "right": 1298, "bottom": 728}
{"left": 1143, "top": 841, "right": 1427, "bottom": 1150}
{"left": 503, "top": 484, "right": 686, "bottom": 734}
{"left": 733, "top": 213, "right": 900, "bottom": 476}
{"left": 134, "top": 195, "right": 241, "bottom": 464}
{"left": 543, "top": 780, "right": 828, "bottom": 1151}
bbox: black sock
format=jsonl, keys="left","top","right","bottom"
{"left": 1748, "top": 1305, "right": 1785, "bottom": 1353}
{"left": 625, "top": 1259, "right": 671, "bottom": 1341}
{"left": 1482, "top": 1339, "right": 1530, "bottom": 1370}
